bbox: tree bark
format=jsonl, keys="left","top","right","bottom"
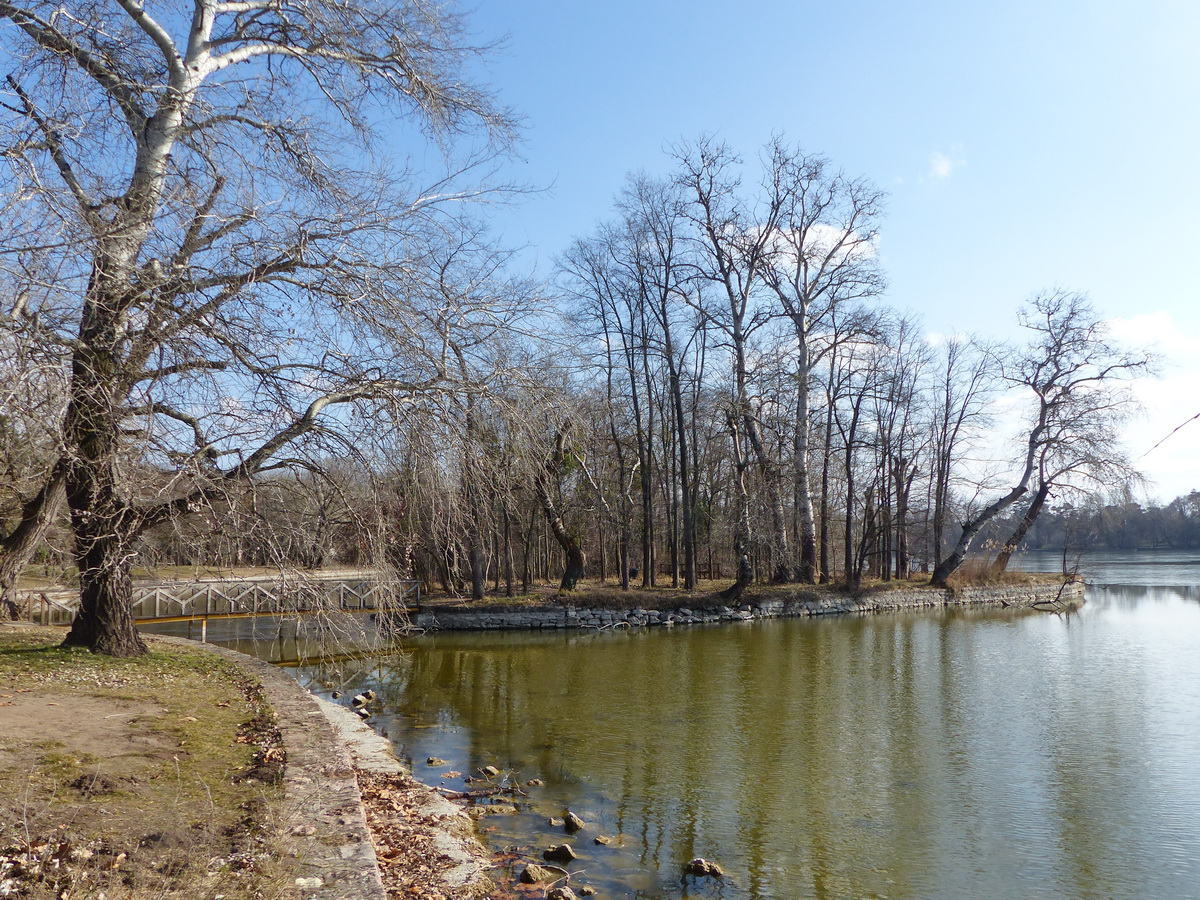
{"left": 535, "top": 432, "right": 587, "bottom": 591}
{"left": 719, "top": 414, "right": 754, "bottom": 601}
{"left": 61, "top": 269, "right": 149, "bottom": 656}
{"left": 991, "top": 481, "right": 1052, "bottom": 575}
{"left": 0, "top": 459, "right": 66, "bottom": 619}
{"left": 930, "top": 480, "right": 1030, "bottom": 587}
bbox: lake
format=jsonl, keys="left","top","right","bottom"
{"left": 288, "top": 551, "right": 1200, "bottom": 899}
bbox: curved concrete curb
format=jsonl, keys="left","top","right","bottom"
{"left": 316, "top": 700, "right": 494, "bottom": 897}
{"left": 152, "top": 637, "right": 493, "bottom": 899}
{"left": 151, "top": 636, "right": 388, "bottom": 900}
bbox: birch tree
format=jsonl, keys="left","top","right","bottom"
{"left": 762, "top": 145, "right": 886, "bottom": 583}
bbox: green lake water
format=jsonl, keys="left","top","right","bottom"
{"left": 277, "top": 551, "right": 1200, "bottom": 899}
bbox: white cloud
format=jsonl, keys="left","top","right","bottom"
{"left": 1105, "top": 311, "right": 1200, "bottom": 502}
{"left": 759, "top": 223, "right": 879, "bottom": 269}
{"left": 1106, "top": 310, "right": 1200, "bottom": 358}
{"left": 925, "top": 143, "right": 966, "bottom": 180}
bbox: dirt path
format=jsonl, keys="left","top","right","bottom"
{"left": 0, "top": 624, "right": 289, "bottom": 899}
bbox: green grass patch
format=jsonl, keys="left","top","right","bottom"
{"left": 0, "top": 626, "right": 294, "bottom": 899}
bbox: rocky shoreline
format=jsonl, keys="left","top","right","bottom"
{"left": 416, "top": 581, "right": 1084, "bottom": 632}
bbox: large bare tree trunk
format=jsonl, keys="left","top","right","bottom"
{"left": 0, "top": 459, "right": 66, "bottom": 619}
{"left": 794, "top": 343, "right": 818, "bottom": 584}
{"left": 720, "top": 415, "right": 754, "bottom": 601}
{"left": 930, "top": 481, "right": 1030, "bottom": 588}
{"left": 535, "top": 432, "right": 587, "bottom": 591}
{"left": 991, "top": 481, "right": 1052, "bottom": 575}
{"left": 61, "top": 273, "right": 149, "bottom": 657}
{"left": 62, "top": 527, "right": 146, "bottom": 657}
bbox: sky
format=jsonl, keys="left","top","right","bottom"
{"left": 452, "top": 0, "right": 1200, "bottom": 503}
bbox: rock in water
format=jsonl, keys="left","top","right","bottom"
{"left": 564, "top": 810, "right": 586, "bottom": 833}
{"left": 481, "top": 765, "right": 501, "bottom": 778}
{"left": 547, "top": 888, "right": 580, "bottom": 900}
{"left": 543, "top": 844, "right": 577, "bottom": 863}
{"left": 519, "top": 863, "right": 558, "bottom": 884}
{"left": 685, "top": 857, "right": 725, "bottom": 878}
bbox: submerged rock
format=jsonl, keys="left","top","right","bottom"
{"left": 519, "top": 862, "right": 560, "bottom": 884}
{"left": 685, "top": 857, "right": 725, "bottom": 878}
{"left": 425, "top": 756, "right": 449, "bottom": 767}
{"left": 543, "top": 843, "right": 577, "bottom": 863}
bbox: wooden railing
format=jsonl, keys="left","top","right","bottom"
{"left": 20, "top": 573, "right": 420, "bottom": 632}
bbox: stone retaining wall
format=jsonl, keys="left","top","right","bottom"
{"left": 414, "top": 581, "right": 1084, "bottom": 631}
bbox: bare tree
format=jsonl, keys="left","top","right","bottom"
{"left": 562, "top": 222, "right": 660, "bottom": 587}
{"left": 927, "top": 335, "right": 995, "bottom": 568}
{"left": 675, "top": 138, "right": 786, "bottom": 593}
{"left": 931, "top": 290, "right": 1154, "bottom": 586}
{"left": 0, "top": 0, "right": 515, "bottom": 654}
{"left": 0, "top": 328, "right": 67, "bottom": 615}
{"left": 762, "top": 144, "right": 886, "bottom": 583}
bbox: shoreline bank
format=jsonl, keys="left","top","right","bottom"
{"left": 415, "top": 580, "right": 1084, "bottom": 632}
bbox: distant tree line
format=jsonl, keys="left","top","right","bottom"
{"left": 1018, "top": 493, "right": 1200, "bottom": 551}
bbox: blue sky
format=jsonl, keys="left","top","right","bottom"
{"left": 457, "top": 0, "right": 1200, "bottom": 501}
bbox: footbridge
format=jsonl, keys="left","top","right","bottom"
{"left": 21, "top": 571, "right": 421, "bottom": 640}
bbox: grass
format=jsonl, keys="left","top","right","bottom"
{"left": 940, "top": 557, "right": 1066, "bottom": 589}
{"left": 0, "top": 627, "right": 294, "bottom": 899}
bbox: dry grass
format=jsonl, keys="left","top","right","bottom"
{"left": 421, "top": 566, "right": 1067, "bottom": 610}
{"left": 941, "top": 558, "right": 1064, "bottom": 589}
{"left": 0, "top": 626, "right": 295, "bottom": 899}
